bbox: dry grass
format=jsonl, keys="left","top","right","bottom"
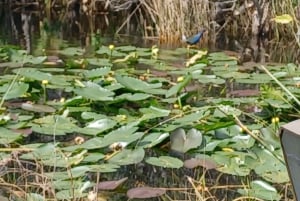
{"left": 139, "top": 0, "right": 210, "bottom": 43}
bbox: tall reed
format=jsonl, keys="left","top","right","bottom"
{"left": 140, "top": 0, "right": 210, "bottom": 43}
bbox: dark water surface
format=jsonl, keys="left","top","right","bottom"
{"left": 1, "top": 2, "right": 299, "bottom": 64}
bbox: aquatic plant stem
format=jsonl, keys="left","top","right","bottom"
{"left": 260, "top": 65, "right": 300, "bottom": 108}
{"left": 233, "top": 114, "right": 285, "bottom": 165}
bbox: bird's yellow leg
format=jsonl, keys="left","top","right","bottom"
{"left": 187, "top": 45, "right": 190, "bottom": 56}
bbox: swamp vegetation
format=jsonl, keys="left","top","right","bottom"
{"left": 0, "top": 0, "right": 300, "bottom": 201}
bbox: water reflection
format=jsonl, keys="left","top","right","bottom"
{"left": 0, "top": 2, "right": 299, "bottom": 64}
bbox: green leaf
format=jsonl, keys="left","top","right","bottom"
{"left": 0, "top": 128, "right": 22, "bottom": 144}
{"left": 31, "top": 115, "right": 79, "bottom": 135}
{"left": 139, "top": 132, "right": 169, "bottom": 148}
{"left": 15, "top": 67, "right": 52, "bottom": 81}
{"left": 115, "top": 75, "right": 162, "bottom": 92}
{"left": 165, "top": 74, "right": 192, "bottom": 98}
{"left": 86, "top": 58, "right": 112, "bottom": 67}
{"left": 170, "top": 128, "right": 203, "bottom": 153}
{"left": 21, "top": 103, "right": 56, "bottom": 113}
{"left": 0, "top": 82, "right": 29, "bottom": 100}
{"left": 108, "top": 148, "right": 145, "bottom": 165}
{"left": 83, "top": 67, "right": 111, "bottom": 78}
{"left": 237, "top": 180, "right": 281, "bottom": 201}
{"left": 58, "top": 47, "right": 85, "bottom": 56}
{"left": 140, "top": 106, "right": 170, "bottom": 121}
{"left": 56, "top": 190, "right": 86, "bottom": 200}
{"left": 88, "top": 163, "right": 120, "bottom": 173}
{"left": 82, "top": 118, "right": 117, "bottom": 135}
{"left": 115, "top": 93, "right": 151, "bottom": 101}
{"left": 73, "top": 81, "right": 114, "bottom": 101}
{"left": 146, "top": 156, "right": 183, "bottom": 168}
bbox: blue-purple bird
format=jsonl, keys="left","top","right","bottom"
{"left": 182, "top": 30, "right": 206, "bottom": 45}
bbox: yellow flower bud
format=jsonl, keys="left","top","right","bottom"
{"left": 177, "top": 76, "right": 184, "bottom": 82}
{"left": 173, "top": 104, "right": 179, "bottom": 109}
{"left": 42, "top": 80, "right": 49, "bottom": 85}
{"left": 109, "top": 44, "right": 115, "bottom": 50}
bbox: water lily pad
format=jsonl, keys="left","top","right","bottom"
{"left": 115, "top": 93, "right": 151, "bottom": 101}
{"left": 31, "top": 115, "right": 79, "bottom": 135}
{"left": 21, "top": 103, "right": 56, "bottom": 113}
{"left": 73, "top": 81, "right": 114, "bottom": 101}
{"left": 170, "top": 128, "right": 203, "bottom": 153}
{"left": 127, "top": 187, "right": 166, "bottom": 199}
{"left": 58, "top": 47, "right": 85, "bottom": 56}
{"left": 146, "top": 156, "right": 183, "bottom": 168}
{"left": 139, "top": 132, "right": 169, "bottom": 148}
{"left": 97, "top": 177, "right": 128, "bottom": 190}
{"left": 83, "top": 67, "right": 111, "bottom": 78}
{"left": 108, "top": 148, "right": 145, "bottom": 165}
{"left": 237, "top": 180, "right": 281, "bottom": 200}
{"left": 88, "top": 163, "right": 120, "bottom": 173}
{"left": 0, "top": 82, "right": 29, "bottom": 100}
{"left": 184, "top": 157, "right": 217, "bottom": 169}
{"left": 0, "top": 127, "right": 22, "bottom": 144}
{"left": 140, "top": 106, "right": 170, "bottom": 121}
{"left": 15, "top": 67, "right": 52, "bottom": 81}
{"left": 116, "top": 75, "right": 160, "bottom": 90}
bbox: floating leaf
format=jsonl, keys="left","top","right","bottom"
{"left": 116, "top": 75, "right": 158, "bottom": 90}
{"left": 14, "top": 68, "right": 52, "bottom": 81}
{"left": 140, "top": 106, "right": 170, "bottom": 121}
{"left": 0, "top": 127, "right": 22, "bottom": 144}
{"left": 127, "top": 187, "right": 166, "bottom": 199}
{"left": 115, "top": 93, "right": 151, "bottom": 101}
{"left": 97, "top": 177, "right": 128, "bottom": 190}
{"left": 58, "top": 47, "right": 85, "bottom": 56}
{"left": 31, "top": 115, "right": 79, "bottom": 135}
{"left": 86, "top": 58, "right": 112, "bottom": 67}
{"left": 0, "top": 82, "right": 29, "bottom": 100}
{"left": 21, "top": 103, "right": 56, "bottom": 113}
{"left": 170, "top": 128, "right": 203, "bottom": 153}
{"left": 237, "top": 180, "right": 281, "bottom": 201}
{"left": 88, "top": 163, "right": 120, "bottom": 173}
{"left": 139, "top": 132, "right": 169, "bottom": 148}
{"left": 146, "top": 156, "right": 183, "bottom": 168}
{"left": 83, "top": 67, "right": 111, "bottom": 78}
{"left": 184, "top": 157, "right": 217, "bottom": 169}
{"left": 84, "top": 118, "right": 117, "bottom": 135}
{"left": 108, "top": 148, "right": 145, "bottom": 165}
{"left": 56, "top": 189, "right": 86, "bottom": 200}
{"left": 73, "top": 81, "right": 114, "bottom": 101}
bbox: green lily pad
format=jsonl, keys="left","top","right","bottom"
{"left": 73, "top": 81, "right": 114, "bottom": 101}
{"left": 237, "top": 180, "right": 281, "bottom": 200}
{"left": 170, "top": 128, "right": 202, "bottom": 153}
{"left": 108, "top": 148, "right": 145, "bottom": 165}
{"left": 146, "top": 156, "right": 183, "bottom": 168}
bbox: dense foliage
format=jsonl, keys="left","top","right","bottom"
{"left": 0, "top": 45, "right": 297, "bottom": 200}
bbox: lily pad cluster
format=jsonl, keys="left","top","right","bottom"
{"left": 0, "top": 45, "right": 296, "bottom": 200}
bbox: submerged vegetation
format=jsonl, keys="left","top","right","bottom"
{"left": 0, "top": 43, "right": 298, "bottom": 200}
